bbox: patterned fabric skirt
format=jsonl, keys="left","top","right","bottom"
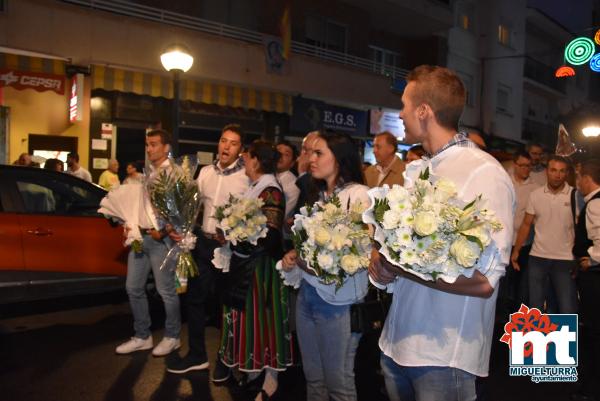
{"left": 218, "top": 254, "right": 294, "bottom": 372}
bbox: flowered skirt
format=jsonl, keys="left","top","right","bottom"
{"left": 218, "top": 253, "right": 294, "bottom": 372}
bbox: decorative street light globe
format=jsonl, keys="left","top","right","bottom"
{"left": 160, "top": 45, "right": 194, "bottom": 72}
{"left": 582, "top": 126, "right": 600, "bottom": 137}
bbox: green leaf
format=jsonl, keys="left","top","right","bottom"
{"left": 374, "top": 198, "right": 390, "bottom": 224}
{"left": 419, "top": 167, "right": 430, "bottom": 180}
{"left": 465, "top": 234, "right": 484, "bottom": 250}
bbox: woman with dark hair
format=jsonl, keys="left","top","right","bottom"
{"left": 43, "top": 158, "right": 64, "bottom": 172}
{"left": 281, "top": 131, "right": 370, "bottom": 401}
{"left": 217, "top": 140, "right": 293, "bottom": 401}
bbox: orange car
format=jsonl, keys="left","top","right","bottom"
{"left": 0, "top": 165, "right": 128, "bottom": 303}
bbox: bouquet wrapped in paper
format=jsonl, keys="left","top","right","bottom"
{"left": 98, "top": 183, "right": 146, "bottom": 253}
{"left": 362, "top": 168, "right": 503, "bottom": 283}
{"left": 290, "top": 194, "right": 371, "bottom": 289}
{"left": 146, "top": 155, "right": 201, "bottom": 292}
{"left": 211, "top": 194, "right": 269, "bottom": 272}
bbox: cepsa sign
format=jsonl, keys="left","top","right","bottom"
{"left": 0, "top": 69, "right": 65, "bottom": 94}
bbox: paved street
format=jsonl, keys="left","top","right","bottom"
{"left": 0, "top": 292, "right": 580, "bottom": 401}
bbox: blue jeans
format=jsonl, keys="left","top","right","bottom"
{"left": 126, "top": 235, "right": 181, "bottom": 339}
{"left": 296, "top": 283, "right": 361, "bottom": 401}
{"left": 381, "top": 354, "right": 477, "bottom": 401}
{"left": 527, "top": 256, "right": 577, "bottom": 314}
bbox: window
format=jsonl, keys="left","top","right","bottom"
{"left": 305, "top": 15, "right": 348, "bottom": 53}
{"left": 16, "top": 176, "right": 102, "bottom": 216}
{"left": 496, "top": 84, "right": 512, "bottom": 114}
{"left": 457, "top": 72, "right": 474, "bottom": 107}
{"left": 456, "top": 2, "right": 474, "bottom": 32}
{"left": 498, "top": 23, "right": 511, "bottom": 46}
{"left": 369, "top": 46, "right": 400, "bottom": 76}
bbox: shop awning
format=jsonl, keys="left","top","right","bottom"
{"left": 91, "top": 65, "right": 292, "bottom": 115}
{"left": 0, "top": 52, "right": 65, "bottom": 75}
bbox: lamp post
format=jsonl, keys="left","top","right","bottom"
{"left": 160, "top": 44, "right": 194, "bottom": 157}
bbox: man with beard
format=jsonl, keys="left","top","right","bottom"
{"left": 166, "top": 124, "right": 249, "bottom": 381}
{"left": 512, "top": 155, "right": 578, "bottom": 314}
{"left": 66, "top": 152, "right": 92, "bottom": 182}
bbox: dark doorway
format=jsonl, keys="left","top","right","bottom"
{"left": 116, "top": 127, "right": 146, "bottom": 179}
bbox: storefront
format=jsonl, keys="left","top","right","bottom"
{"left": 0, "top": 52, "right": 91, "bottom": 168}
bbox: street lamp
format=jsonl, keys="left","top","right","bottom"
{"left": 160, "top": 44, "right": 194, "bottom": 157}
{"left": 582, "top": 126, "right": 600, "bottom": 138}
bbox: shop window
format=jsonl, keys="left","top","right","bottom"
{"left": 305, "top": 15, "right": 348, "bottom": 53}
{"left": 456, "top": 2, "right": 474, "bottom": 32}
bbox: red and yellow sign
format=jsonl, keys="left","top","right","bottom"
{"left": 0, "top": 69, "right": 65, "bottom": 94}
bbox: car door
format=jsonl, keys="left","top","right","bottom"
{"left": 8, "top": 168, "right": 127, "bottom": 298}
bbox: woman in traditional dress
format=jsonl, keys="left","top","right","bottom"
{"left": 281, "top": 131, "right": 370, "bottom": 401}
{"left": 218, "top": 140, "right": 293, "bottom": 401}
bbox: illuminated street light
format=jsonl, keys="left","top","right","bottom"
{"left": 582, "top": 126, "right": 600, "bottom": 137}
{"left": 160, "top": 44, "right": 194, "bottom": 156}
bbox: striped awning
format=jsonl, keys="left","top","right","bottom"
{"left": 0, "top": 52, "right": 65, "bottom": 75}
{"left": 92, "top": 65, "right": 292, "bottom": 115}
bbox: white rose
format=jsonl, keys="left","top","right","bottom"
{"left": 461, "top": 225, "right": 491, "bottom": 247}
{"left": 316, "top": 252, "right": 335, "bottom": 272}
{"left": 314, "top": 227, "right": 331, "bottom": 246}
{"left": 387, "top": 185, "right": 409, "bottom": 204}
{"left": 434, "top": 178, "right": 457, "bottom": 202}
{"left": 450, "top": 236, "right": 481, "bottom": 267}
{"left": 382, "top": 209, "right": 403, "bottom": 230}
{"left": 413, "top": 211, "right": 438, "bottom": 236}
{"left": 340, "top": 254, "right": 362, "bottom": 274}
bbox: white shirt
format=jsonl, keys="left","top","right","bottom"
{"left": 584, "top": 188, "right": 600, "bottom": 265}
{"left": 301, "top": 183, "right": 370, "bottom": 305}
{"left": 277, "top": 170, "right": 300, "bottom": 219}
{"left": 197, "top": 160, "right": 249, "bottom": 234}
{"left": 511, "top": 173, "right": 541, "bottom": 245}
{"left": 68, "top": 166, "right": 92, "bottom": 182}
{"left": 529, "top": 168, "right": 547, "bottom": 186}
{"left": 527, "top": 184, "right": 575, "bottom": 261}
{"left": 377, "top": 146, "right": 515, "bottom": 377}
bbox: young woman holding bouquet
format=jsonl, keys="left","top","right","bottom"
{"left": 218, "top": 140, "right": 293, "bottom": 401}
{"left": 281, "top": 131, "right": 370, "bottom": 401}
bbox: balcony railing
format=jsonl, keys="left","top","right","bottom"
{"left": 60, "top": 0, "right": 409, "bottom": 80}
{"left": 524, "top": 57, "right": 566, "bottom": 94}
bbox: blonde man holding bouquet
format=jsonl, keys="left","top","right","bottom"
{"left": 369, "top": 66, "right": 515, "bottom": 401}
{"left": 115, "top": 129, "right": 181, "bottom": 357}
{"left": 282, "top": 131, "right": 370, "bottom": 401}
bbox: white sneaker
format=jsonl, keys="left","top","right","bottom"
{"left": 152, "top": 337, "right": 181, "bottom": 357}
{"left": 115, "top": 337, "right": 153, "bottom": 354}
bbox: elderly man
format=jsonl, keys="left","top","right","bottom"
{"left": 98, "top": 159, "right": 120, "bottom": 190}
{"left": 364, "top": 131, "right": 405, "bottom": 188}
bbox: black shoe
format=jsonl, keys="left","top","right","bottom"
{"left": 166, "top": 355, "right": 209, "bottom": 374}
{"left": 211, "top": 358, "right": 231, "bottom": 383}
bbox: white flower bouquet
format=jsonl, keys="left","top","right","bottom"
{"left": 291, "top": 194, "right": 371, "bottom": 289}
{"left": 98, "top": 183, "right": 145, "bottom": 253}
{"left": 211, "top": 194, "right": 269, "bottom": 272}
{"left": 146, "top": 155, "right": 201, "bottom": 292}
{"left": 362, "top": 168, "right": 503, "bottom": 282}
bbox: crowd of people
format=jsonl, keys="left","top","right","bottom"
{"left": 8, "top": 64, "right": 600, "bottom": 401}
{"left": 12, "top": 151, "right": 143, "bottom": 191}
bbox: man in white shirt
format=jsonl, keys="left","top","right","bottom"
{"left": 369, "top": 65, "right": 515, "bottom": 401}
{"left": 511, "top": 155, "right": 578, "bottom": 314}
{"left": 66, "top": 152, "right": 92, "bottom": 182}
{"left": 115, "top": 129, "right": 182, "bottom": 357}
{"left": 501, "top": 151, "right": 541, "bottom": 310}
{"left": 166, "top": 124, "right": 249, "bottom": 380}
{"left": 573, "top": 159, "right": 600, "bottom": 401}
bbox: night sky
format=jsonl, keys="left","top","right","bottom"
{"left": 527, "top": 0, "right": 595, "bottom": 34}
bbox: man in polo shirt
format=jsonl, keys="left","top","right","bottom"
{"left": 511, "top": 155, "right": 578, "bottom": 314}
{"left": 166, "top": 124, "right": 249, "bottom": 379}
{"left": 572, "top": 159, "right": 600, "bottom": 401}
{"left": 364, "top": 131, "right": 405, "bottom": 188}
{"left": 369, "top": 65, "right": 515, "bottom": 401}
